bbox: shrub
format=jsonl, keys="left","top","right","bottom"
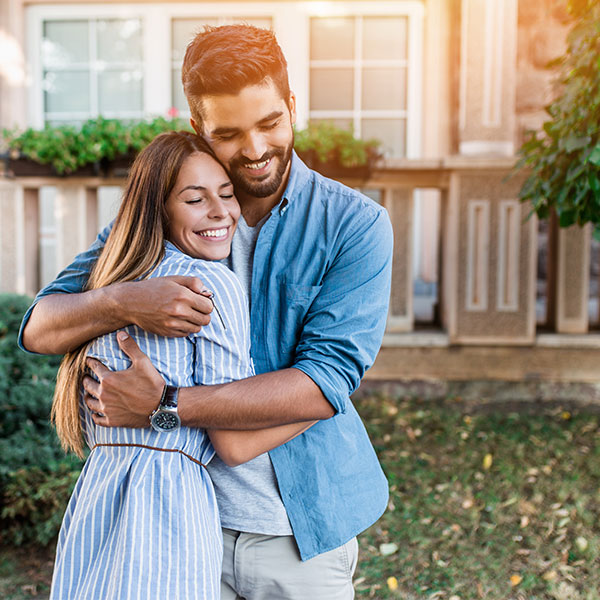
{"left": 517, "top": 0, "right": 600, "bottom": 228}
{"left": 0, "top": 294, "right": 83, "bottom": 546}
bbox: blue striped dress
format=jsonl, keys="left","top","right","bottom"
{"left": 50, "top": 241, "right": 254, "bottom": 600}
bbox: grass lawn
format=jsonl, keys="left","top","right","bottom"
{"left": 355, "top": 395, "right": 600, "bottom": 600}
{"left": 1, "top": 395, "right": 599, "bottom": 599}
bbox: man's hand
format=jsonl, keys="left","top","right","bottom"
{"left": 118, "top": 275, "right": 214, "bottom": 336}
{"left": 22, "top": 275, "right": 214, "bottom": 355}
{"left": 83, "top": 331, "right": 164, "bottom": 428}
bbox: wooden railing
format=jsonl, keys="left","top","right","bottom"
{"left": 1, "top": 157, "right": 596, "bottom": 348}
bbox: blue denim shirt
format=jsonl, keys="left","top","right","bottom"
{"left": 19, "top": 152, "right": 393, "bottom": 560}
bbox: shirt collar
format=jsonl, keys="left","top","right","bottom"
{"left": 274, "top": 151, "right": 312, "bottom": 216}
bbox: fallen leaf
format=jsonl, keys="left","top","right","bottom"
{"left": 483, "top": 453, "right": 493, "bottom": 470}
{"left": 387, "top": 576, "right": 398, "bottom": 591}
{"left": 380, "top": 543, "right": 399, "bottom": 556}
{"left": 575, "top": 536, "right": 588, "bottom": 552}
{"left": 510, "top": 574, "right": 522, "bottom": 587}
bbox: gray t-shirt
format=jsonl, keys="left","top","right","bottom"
{"left": 206, "top": 214, "right": 293, "bottom": 535}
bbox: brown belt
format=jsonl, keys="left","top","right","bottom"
{"left": 92, "top": 442, "right": 206, "bottom": 468}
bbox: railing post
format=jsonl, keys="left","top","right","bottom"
{"left": 442, "top": 166, "right": 537, "bottom": 344}
{"left": 383, "top": 186, "right": 414, "bottom": 332}
{"left": 23, "top": 188, "right": 41, "bottom": 297}
{"left": 54, "top": 183, "right": 93, "bottom": 274}
{"left": 549, "top": 219, "right": 591, "bottom": 333}
{"left": 0, "top": 181, "right": 37, "bottom": 296}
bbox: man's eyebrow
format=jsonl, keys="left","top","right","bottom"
{"left": 211, "top": 111, "right": 284, "bottom": 136}
{"left": 178, "top": 181, "right": 233, "bottom": 195}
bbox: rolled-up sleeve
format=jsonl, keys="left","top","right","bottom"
{"left": 18, "top": 224, "right": 112, "bottom": 352}
{"left": 292, "top": 207, "right": 393, "bottom": 414}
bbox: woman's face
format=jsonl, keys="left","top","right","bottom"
{"left": 165, "top": 152, "right": 240, "bottom": 261}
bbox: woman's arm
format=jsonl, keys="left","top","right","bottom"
{"left": 207, "top": 420, "right": 317, "bottom": 467}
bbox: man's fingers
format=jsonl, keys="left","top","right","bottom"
{"left": 169, "top": 275, "right": 206, "bottom": 295}
{"left": 116, "top": 331, "right": 148, "bottom": 363}
{"left": 82, "top": 373, "right": 101, "bottom": 400}
{"left": 85, "top": 357, "right": 110, "bottom": 380}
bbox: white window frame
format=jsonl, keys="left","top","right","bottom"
{"left": 27, "top": 2, "right": 423, "bottom": 157}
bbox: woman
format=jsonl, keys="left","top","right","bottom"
{"left": 50, "top": 131, "right": 313, "bottom": 600}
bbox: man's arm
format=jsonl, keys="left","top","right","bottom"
{"left": 84, "top": 333, "right": 334, "bottom": 429}
{"left": 20, "top": 225, "right": 213, "bottom": 355}
{"left": 24, "top": 278, "right": 214, "bottom": 355}
{"left": 83, "top": 205, "right": 392, "bottom": 430}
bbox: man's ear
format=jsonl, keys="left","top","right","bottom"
{"left": 288, "top": 92, "right": 297, "bottom": 126}
{"left": 190, "top": 118, "right": 201, "bottom": 136}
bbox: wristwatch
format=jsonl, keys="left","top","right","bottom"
{"left": 150, "top": 385, "right": 181, "bottom": 432}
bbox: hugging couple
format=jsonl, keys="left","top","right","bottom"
{"left": 20, "top": 24, "right": 393, "bottom": 600}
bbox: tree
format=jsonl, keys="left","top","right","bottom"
{"left": 518, "top": 0, "right": 600, "bottom": 229}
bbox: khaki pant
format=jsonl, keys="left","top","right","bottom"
{"left": 220, "top": 528, "right": 358, "bottom": 600}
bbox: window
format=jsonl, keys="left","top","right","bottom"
{"left": 309, "top": 16, "right": 409, "bottom": 157}
{"left": 28, "top": 3, "right": 422, "bottom": 158}
{"left": 42, "top": 19, "right": 144, "bottom": 125}
{"left": 170, "top": 16, "right": 272, "bottom": 115}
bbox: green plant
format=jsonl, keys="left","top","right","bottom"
{"left": 1, "top": 466, "right": 80, "bottom": 546}
{"left": 517, "top": 0, "right": 600, "bottom": 228}
{"left": 2, "top": 116, "right": 191, "bottom": 175}
{"left": 0, "top": 294, "right": 83, "bottom": 546}
{"left": 294, "top": 121, "right": 381, "bottom": 168}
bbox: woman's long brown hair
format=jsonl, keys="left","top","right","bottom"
{"left": 52, "top": 131, "right": 216, "bottom": 457}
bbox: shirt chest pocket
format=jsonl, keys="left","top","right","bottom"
{"left": 270, "top": 281, "right": 322, "bottom": 366}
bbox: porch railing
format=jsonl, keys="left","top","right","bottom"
{"left": 1, "top": 158, "right": 596, "bottom": 347}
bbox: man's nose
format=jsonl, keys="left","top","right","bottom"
{"left": 242, "top": 131, "right": 268, "bottom": 161}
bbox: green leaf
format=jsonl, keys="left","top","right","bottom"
{"left": 558, "top": 209, "right": 577, "bottom": 227}
{"left": 563, "top": 134, "right": 592, "bottom": 152}
{"left": 589, "top": 144, "right": 600, "bottom": 166}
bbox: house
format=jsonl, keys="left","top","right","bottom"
{"left": 2, "top": 0, "right": 598, "bottom": 401}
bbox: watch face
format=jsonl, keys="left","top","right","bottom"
{"left": 151, "top": 410, "right": 181, "bottom": 432}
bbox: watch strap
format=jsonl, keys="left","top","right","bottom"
{"left": 160, "top": 385, "right": 179, "bottom": 410}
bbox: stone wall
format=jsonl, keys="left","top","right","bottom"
{"left": 515, "top": 0, "right": 571, "bottom": 146}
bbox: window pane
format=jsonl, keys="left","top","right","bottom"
{"left": 310, "top": 68, "right": 353, "bottom": 111}
{"left": 97, "top": 19, "right": 142, "bottom": 63}
{"left": 362, "top": 118, "right": 406, "bottom": 157}
{"left": 309, "top": 118, "right": 353, "bottom": 130}
{"left": 172, "top": 18, "right": 218, "bottom": 62}
{"left": 362, "top": 67, "right": 406, "bottom": 110}
{"left": 362, "top": 17, "right": 407, "bottom": 60}
{"left": 43, "top": 21, "right": 89, "bottom": 67}
{"left": 310, "top": 17, "right": 354, "bottom": 60}
{"left": 172, "top": 68, "right": 188, "bottom": 113}
{"left": 44, "top": 71, "right": 90, "bottom": 113}
{"left": 98, "top": 70, "right": 143, "bottom": 113}
{"left": 227, "top": 17, "right": 272, "bottom": 29}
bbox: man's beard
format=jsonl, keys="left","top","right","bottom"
{"left": 227, "top": 139, "right": 294, "bottom": 199}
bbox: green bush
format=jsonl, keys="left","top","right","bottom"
{"left": 517, "top": 0, "right": 600, "bottom": 228}
{"left": 294, "top": 121, "right": 381, "bottom": 167}
{"left": 2, "top": 116, "right": 191, "bottom": 175}
{"left": 0, "top": 294, "right": 83, "bottom": 546}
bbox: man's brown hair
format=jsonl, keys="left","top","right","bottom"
{"left": 182, "top": 24, "right": 291, "bottom": 128}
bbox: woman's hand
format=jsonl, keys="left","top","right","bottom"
{"left": 83, "top": 332, "right": 164, "bottom": 428}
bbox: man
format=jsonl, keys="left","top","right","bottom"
{"left": 20, "top": 25, "right": 393, "bottom": 599}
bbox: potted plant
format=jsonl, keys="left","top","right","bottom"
{"left": 294, "top": 122, "right": 381, "bottom": 181}
{"left": 1, "top": 116, "right": 190, "bottom": 178}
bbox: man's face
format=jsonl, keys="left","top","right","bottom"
{"left": 192, "top": 80, "right": 296, "bottom": 201}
